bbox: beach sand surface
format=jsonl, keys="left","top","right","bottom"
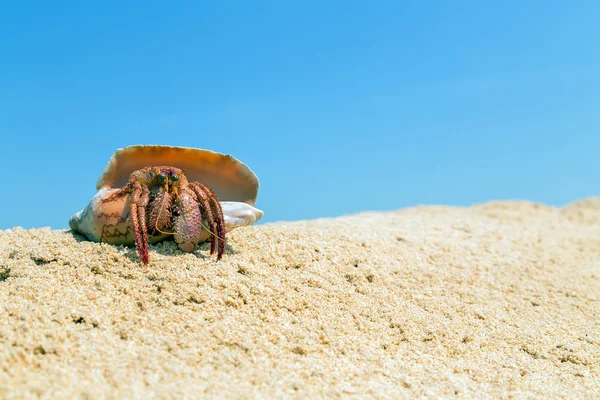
{"left": 0, "top": 198, "right": 599, "bottom": 398}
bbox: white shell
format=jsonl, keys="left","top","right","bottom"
{"left": 221, "top": 201, "right": 265, "bottom": 229}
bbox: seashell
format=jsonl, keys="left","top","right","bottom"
{"left": 96, "top": 144, "right": 259, "bottom": 205}
{"left": 69, "top": 145, "right": 263, "bottom": 262}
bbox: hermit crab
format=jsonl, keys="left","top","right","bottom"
{"left": 69, "top": 145, "right": 263, "bottom": 264}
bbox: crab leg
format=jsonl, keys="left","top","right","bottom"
{"left": 190, "top": 182, "right": 226, "bottom": 260}
{"left": 206, "top": 186, "right": 226, "bottom": 260}
{"left": 148, "top": 185, "right": 172, "bottom": 234}
{"left": 138, "top": 185, "right": 150, "bottom": 260}
{"left": 100, "top": 180, "right": 135, "bottom": 203}
{"left": 190, "top": 183, "right": 219, "bottom": 256}
{"left": 129, "top": 182, "right": 150, "bottom": 264}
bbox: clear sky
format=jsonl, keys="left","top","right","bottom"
{"left": 1, "top": 1, "right": 599, "bottom": 230}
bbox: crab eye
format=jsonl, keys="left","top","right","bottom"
{"left": 157, "top": 173, "right": 167, "bottom": 181}
{"left": 170, "top": 175, "right": 179, "bottom": 181}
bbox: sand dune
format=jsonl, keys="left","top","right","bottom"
{"left": 1, "top": 198, "right": 599, "bottom": 398}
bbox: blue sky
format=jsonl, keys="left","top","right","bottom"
{"left": 1, "top": 1, "right": 599, "bottom": 229}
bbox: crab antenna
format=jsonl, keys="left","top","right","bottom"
{"left": 155, "top": 218, "right": 175, "bottom": 236}
{"left": 200, "top": 220, "right": 226, "bottom": 241}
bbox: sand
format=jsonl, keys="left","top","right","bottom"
{"left": 0, "top": 198, "right": 599, "bottom": 399}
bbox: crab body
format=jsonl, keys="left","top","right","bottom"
{"left": 69, "top": 145, "right": 263, "bottom": 264}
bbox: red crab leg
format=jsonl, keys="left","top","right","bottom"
{"left": 129, "top": 182, "right": 150, "bottom": 264}
{"left": 190, "top": 183, "right": 218, "bottom": 256}
{"left": 190, "top": 182, "right": 226, "bottom": 260}
{"left": 138, "top": 185, "right": 150, "bottom": 261}
{"left": 100, "top": 181, "right": 134, "bottom": 203}
{"left": 148, "top": 185, "right": 172, "bottom": 234}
